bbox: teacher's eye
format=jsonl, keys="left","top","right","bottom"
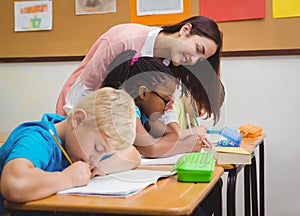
{"left": 196, "top": 44, "right": 204, "bottom": 55}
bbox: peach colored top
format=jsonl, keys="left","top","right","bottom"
{"left": 56, "top": 23, "right": 160, "bottom": 115}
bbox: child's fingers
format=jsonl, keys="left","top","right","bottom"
{"left": 91, "top": 167, "right": 106, "bottom": 177}
{"left": 193, "top": 125, "right": 207, "bottom": 136}
{"left": 200, "top": 137, "right": 212, "bottom": 148}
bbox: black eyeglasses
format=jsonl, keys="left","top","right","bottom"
{"left": 151, "top": 91, "right": 172, "bottom": 106}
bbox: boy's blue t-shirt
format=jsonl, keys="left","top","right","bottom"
{"left": 0, "top": 113, "right": 68, "bottom": 213}
{"left": 135, "top": 105, "right": 148, "bottom": 126}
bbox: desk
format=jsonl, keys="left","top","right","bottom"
{"left": 5, "top": 167, "right": 224, "bottom": 216}
{"left": 217, "top": 135, "right": 265, "bottom": 216}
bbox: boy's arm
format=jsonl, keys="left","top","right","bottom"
{"left": 134, "top": 119, "right": 204, "bottom": 158}
{"left": 1, "top": 158, "right": 91, "bottom": 203}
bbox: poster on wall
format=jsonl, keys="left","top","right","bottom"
{"left": 200, "top": 0, "right": 266, "bottom": 22}
{"left": 130, "top": 0, "right": 190, "bottom": 25}
{"left": 75, "top": 0, "right": 116, "bottom": 15}
{"left": 136, "top": 0, "right": 183, "bottom": 16}
{"left": 14, "top": 0, "right": 52, "bottom": 32}
{"left": 273, "top": 0, "right": 300, "bottom": 18}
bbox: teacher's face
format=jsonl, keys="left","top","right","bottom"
{"left": 171, "top": 33, "right": 217, "bottom": 66}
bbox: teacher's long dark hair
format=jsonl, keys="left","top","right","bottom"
{"left": 162, "top": 16, "right": 224, "bottom": 125}
{"left": 170, "top": 61, "right": 225, "bottom": 125}
{"left": 161, "top": 16, "right": 222, "bottom": 77}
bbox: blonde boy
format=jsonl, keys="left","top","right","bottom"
{"left": 0, "top": 87, "right": 140, "bottom": 213}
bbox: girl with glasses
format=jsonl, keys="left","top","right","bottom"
{"left": 102, "top": 50, "right": 209, "bottom": 158}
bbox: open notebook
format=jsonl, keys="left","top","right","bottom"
{"left": 141, "top": 153, "right": 186, "bottom": 165}
{"left": 58, "top": 169, "right": 176, "bottom": 197}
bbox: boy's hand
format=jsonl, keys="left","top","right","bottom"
{"left": 62, "top": 161, "right": 91, "bottom": 187}
{"left": 91, "top": 167, "right": 106, "bottom": 177}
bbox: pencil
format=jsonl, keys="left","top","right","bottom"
{"left": 186, "top": 113, "right": 193, "bottom": 135}
{"left": 192, "top": 108, "right": 199, "bottom": 126}
{"left": 201, "top": 137, "right": 213, "bottom": 148}
{"left": 49, "top": 129, "right": 73, "bottom": 164}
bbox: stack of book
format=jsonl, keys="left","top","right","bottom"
{"left": 214, "top": 147, "right": 251, "bottom": 165}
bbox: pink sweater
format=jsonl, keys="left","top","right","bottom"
{"left": 56, "top": 23, "right": 156, "bottom": 115}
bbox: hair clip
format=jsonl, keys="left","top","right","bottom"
{"left": 129, "top": 52, "right": 142, "bottom": 66}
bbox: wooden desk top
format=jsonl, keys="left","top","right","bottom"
{"left": 5, "top": 167, "right": 224, "bottom": 215}
{"left": 241, "top": 134, "right": 265, "bottom": 151}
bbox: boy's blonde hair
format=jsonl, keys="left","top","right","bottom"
{"left": 71, "top": 87, "right": 136, "bottom": 151}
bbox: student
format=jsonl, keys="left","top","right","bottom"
{"left": 0, "top": 87, "right": 140, "bottom": 213}
{"left": 55, "top": 15, "right": 223, "bottom": 127}
{"left": 102, "top": 50, "right": 207, "bottom": 158}
{"left": 173, "top": 94, "right": 197, "bottom": 129}
{"left": 172, "top": 93, "right": 209, "bottom": 129}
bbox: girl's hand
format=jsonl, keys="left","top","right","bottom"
{"left": 181, "top": 134, "right": 204, "bottom": 152}
{"left": 192, "top": 135, "right": 205, "bottom": 152}
{"left": 62, "top": 161, "right": 91, "bottom": 187}
{"left": 180, "top": 125, "right": 207, "bottom": 138}
{"left": 194, "top": 125, "right": 207, "bottom": 137}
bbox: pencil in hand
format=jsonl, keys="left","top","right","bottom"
{"left": 186, "top": 113, "right": 193, "bottom": 135}
{"left": 200, "top": 136, "right": 213, "bottom": 148}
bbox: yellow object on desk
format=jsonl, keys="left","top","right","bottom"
{"left": 49, "top": 129, "right": 72, "bottom": 164}
{"left": 214, "top": 146, "right": 251, "bottom": 165}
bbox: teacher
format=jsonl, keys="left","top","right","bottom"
{"left": 56, "top": 16, "right": 224, "bottom": 125}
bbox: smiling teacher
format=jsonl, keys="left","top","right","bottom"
{"left": 56, "top": 16, "right": 224, "bottom": 126}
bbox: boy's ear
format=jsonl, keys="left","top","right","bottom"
{"left": 72, "top": 109, "right": 87, "bottom": 128}
{"left": 179, "top": 23, "right": 192, "bottom": 37}
{"left": 138, "top": 86, "right": 148, "bottom": 99}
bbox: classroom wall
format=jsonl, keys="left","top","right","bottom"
{"left": 2, "top": 0, "right": 300, "bottom": 58}
{"left": 1, "top": 56, "right": 300, "bottom": 215}
{"left": 220, "top": 55, "right": 300, "bottom": 216}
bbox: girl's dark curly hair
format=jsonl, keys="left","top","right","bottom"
{"left": 102, "top": 50, "right": 177, "bottom": 99}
